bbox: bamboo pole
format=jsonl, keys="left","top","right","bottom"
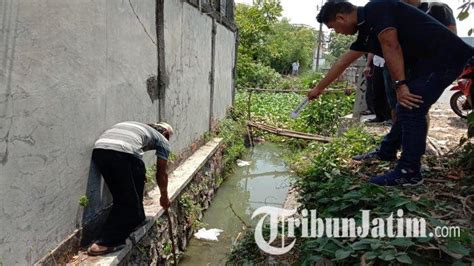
{"left": 247, "top": 121, "right": 332, "bottom": 142}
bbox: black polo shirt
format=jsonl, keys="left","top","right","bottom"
{"left": 418, "top": 2, "right": 456, "bottom": 27}
{"left": 350, "top": 0, "right": 473, "bottom": 75}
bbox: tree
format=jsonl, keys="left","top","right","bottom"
{"left": 267, "top": 19, "right": 317, "bottom": 73}
{"left": 235, "top": 0, "right": 318, "bottom": 88}
{"left": 458, "top": 0, "right": 474, "bottom": 36}
{"left": 324, "top": 32, "right": 356, "bottom": 65}
{"left": 236, "top": 1, "right": 283, "bottom": 65}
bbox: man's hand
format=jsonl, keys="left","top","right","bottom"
{"left": 363, "top": 66, "right": 372, "bottom": 77}
{"left": 396, "top": 85, "right": 423, "bottom": 109}
{"left": 160, "top": 193, "right": 171, "bottom": 209}
{"left": 307, "top": 87, "right": 324, "bottom": 101}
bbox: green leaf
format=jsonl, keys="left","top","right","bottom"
{"left": 405, "top": 202, "right": 417, "bottom": 212}
{"left": 351, "top": 240, "right": 370, "bottom": 251}
{"left": 468, "top": 28, "right": 474, "bottom": 36}
{"left": 389, "top": 238, "right": 414, "bottom": 247}
{"left": 370, "top": 242, "right": 382, "bottom": 250}
{"left": 79, "top": 195, "right": 89, "bottom": 207}
{"left": 378, "top": 250, "right": 396, "bottom": 261}
{"left": 396, "top": 253, "right": 413, "bottom": 264}
{"left": 334, "top": 249, "right": 352, "bottom": 261}
{"left": 445, "top": 239, "right": 470, "bottom": 257}
{"left": 364, "top": 251, "right": 377, "bottom": 260}
{"left": 458, "top": 11, "right": 469, "bottom": 21}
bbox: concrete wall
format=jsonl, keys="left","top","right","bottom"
{"left": 163, "top": 0, "right": 213, "bottom": 153}
{"left": 162, "top": 0, "right": 236, "bottom": 153}
{"left": 0, "top": 1, "right": 158, "bottom": 264}
{"left": 213, "top": 24, "right": 236, "bottom": 121}
{"left": 0, "top": 0, "right": 235, "bottom": 264}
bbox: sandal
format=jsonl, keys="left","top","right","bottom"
{"left": 87, "top": 243, "right": 125, "bottom": 256}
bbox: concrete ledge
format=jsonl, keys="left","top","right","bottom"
{"left": 81, "top": 138, "right": 223, "bottom": 265}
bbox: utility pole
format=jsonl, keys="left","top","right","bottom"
{"left": 315, "top": 19, "right": 323, "bottom": 71}
{"left": 313, "top": 0, "right": 324, "bottom": 72}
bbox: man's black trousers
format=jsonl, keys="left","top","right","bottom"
{"left": 92, "top": 149, "right": 146, "bottom": 246}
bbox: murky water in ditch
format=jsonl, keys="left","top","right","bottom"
{"left": 179, "top": 143, "right": 294, "bottom": 265}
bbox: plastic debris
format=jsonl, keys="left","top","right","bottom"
{"left": 290, "top": 97, "right": 309, "bottom": 118}
{"left": 194, "top": 228, "right": 224, "bottom": 241}
{"left": 236, "top": 159, "right": 251, "bottom": 167}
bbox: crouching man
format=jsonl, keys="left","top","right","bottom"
{"left": 87, "top": 121, "right": 173, "bottom": 256}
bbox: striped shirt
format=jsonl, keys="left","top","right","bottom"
{"left": 94, "top": 121, "right": 170, "bottom": 160}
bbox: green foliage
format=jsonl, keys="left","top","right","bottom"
{"left": 145, "top": 165, "right": 157, "bottom": 192}
{"left": 266, "top": 19, "right": 316, "bottom": 73}
{"left": 324, "top": 32, "right": 357, "bottom": 65}
{"left": 236, "top": 1, "right": 282, "bottom": 66}
{"left": 179, "top": 192, "right": 205, "bottom": 230}
{"left": 163, "top": 243, "right": 172, "bottom": 255}
{"left": 227, "top": 228, "right": 267, "bottom": 264}
{"left": 168, "top": 152, "right": 177, "bottom": 164}
{"left": 454, "top": 142, "right": 474, "bottom": 176}
{"left": 290, "top": 127, "right": 376, "bottom": 177}
{"left": 458, "top": 0, "right": 474, "bottom": 35}
{"left": 236, "top": 54, "right": 283, "bottom": 89}
{"left": 235, "top": 89, "right": 354, "bottom": 136}
{"left": 236, "top": 1, "right": 318, "bottom": 88}
{"left": 217, "top": 115, "right": 247, "bottom": 171}
{"left": 78, "top": 195, "right": 89, "bottom": 207}
{"left": 291, "top": 129, "right": 473, "bottom": 264}
{"left": 279, "top": 71, "right": 325, "bottom": 90}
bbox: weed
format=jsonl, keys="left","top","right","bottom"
{"left": 78, "top": 195, "right": 89, "bottom": 207}
{"left": 163, "top": 243, "right": 172, "bottom": 255}
{"left": 292, "top": 129, "right": 473, "bottom": 264}
{"left": 168, "top": 152, "right": 177, "bottom": 164}
{"left": 235, "top": 90, "right": 354, "bottom": 138}
{"left": 179, "top": 193, "right": 204, "bottom": 230}
{"left": 137, "top": 244, "right": 147, "bottom": 256}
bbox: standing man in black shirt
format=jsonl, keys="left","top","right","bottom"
{"left": 403, "top": 0, "right": 457, "bottom": 34}
{"left": 308, "top": 0, "right": 473, "bottom": 186}
{"left": 380, "top": 0, "right": 458, "bottom": 123}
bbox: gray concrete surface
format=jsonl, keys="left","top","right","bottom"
{"left": 163, "top": 0, "right": 213, "bottom": 153}
{"left": 0, "top": 0, "right": 235, "bottom": 264}
{"left": 0, "top": 1, "right": 157, "bottom": 264}
{"left": 213, "top": 24, "right": 236, "bottom": 121}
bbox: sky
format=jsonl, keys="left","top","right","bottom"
{"left": 234, "top": 0, "right": 474, "bottom": 37}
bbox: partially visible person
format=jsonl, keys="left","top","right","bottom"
{"left": 363, "top": 53, "right": 375, "bottom": 115}
{"left": 308, "top": 0, "right": 473, "bottom": 186}
{"left": 291, "top": 61, "right": 300, "bottom": 76}
{"left": 365, "top": 53, "right": 391, "bottom": 123}
{"left": 403, "top": 0, "right": 457, "bottom": 34}
{"left": 384, "top": 0, "right": 458, "bottom": 122}
{"left": 87, "top": 121, "right": 173, "bottom": 256}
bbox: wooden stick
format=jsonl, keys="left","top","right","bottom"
{"left": 247, "top": 121, "right": 332, "bottom": 142}
{"left": 165, "top": 209, "right": 178, "bottom": 265}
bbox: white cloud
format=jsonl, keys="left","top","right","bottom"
{"left": 235, "top": 0, "right": 474, "bottom": 37}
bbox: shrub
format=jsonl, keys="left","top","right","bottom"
{"left": 237, "top": 55, "right": 282, "bottom": 89}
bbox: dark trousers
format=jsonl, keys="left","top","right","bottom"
{"left": 372, "top": 65, "right": 391, "bottom": 120}
{"left": 92, "top": 149, "right": 146, "bottom": 246}
{"left": 365, "top": 76, "right": 375, "bottom": 114}
{"left": 378, "top": 68, "right": 462, "bottom": 172}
